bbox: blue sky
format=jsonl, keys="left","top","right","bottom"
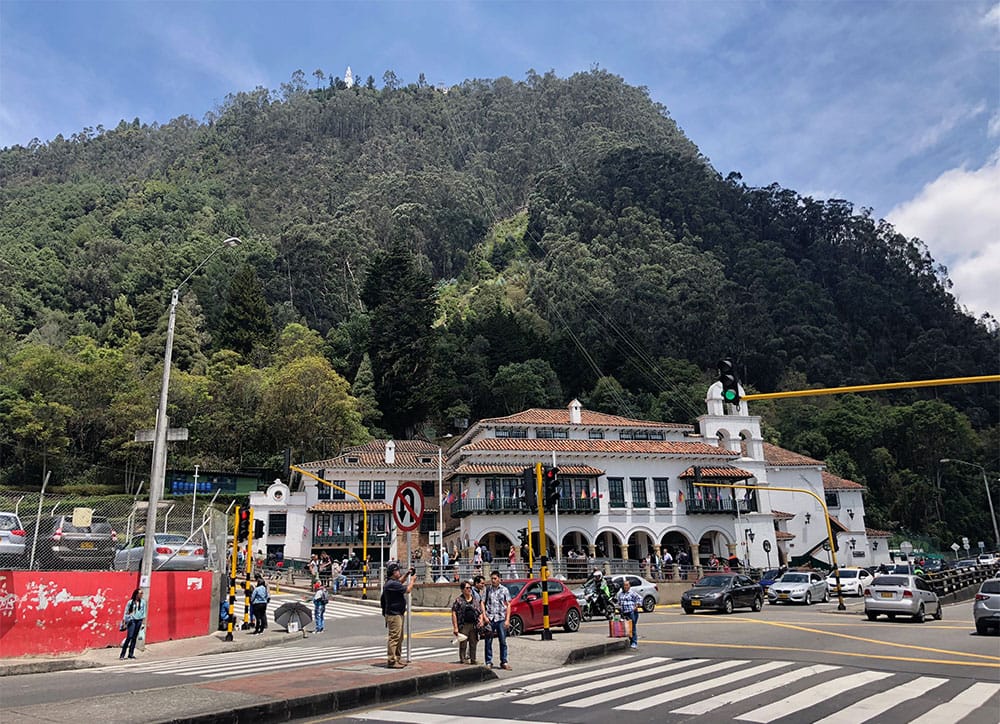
{"left": 2, "top": 1, "right": 997, "bottom": 317}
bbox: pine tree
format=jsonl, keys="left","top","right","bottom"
{"left": 218, "top": 264, "right": 273, "bottom": 356}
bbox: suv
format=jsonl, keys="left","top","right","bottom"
{"left": 0, "top": 511, "right": 27, "bottom": 562}
{"left": 973, "top": 578, "right": 1000, "bottom": 635}
{"left": 36, "top": 514, "right": 118, "bottom": 570}
{"left": 977, "top": 553, "right": 999, "bottom": 566}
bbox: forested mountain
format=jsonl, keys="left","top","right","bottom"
{"left": 1, "top": 69, "right": 996, "bottom": 547}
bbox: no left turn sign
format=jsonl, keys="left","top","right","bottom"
{"left": 393, "top": 481, "right": 424, "bottom": 532}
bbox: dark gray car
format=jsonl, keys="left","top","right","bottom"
{"left": 681, "top": 573, "right": 764, "bottom": 614}
{"left": 35, "top": 515, "right": 118, "bottom": 570}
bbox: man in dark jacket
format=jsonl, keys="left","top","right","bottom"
{"left": 380, "top": 563, "right": 416, "bottom": 668}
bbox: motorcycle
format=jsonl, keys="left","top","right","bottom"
{"left": 580, "top": 578, "right": 619, "bottom": 622}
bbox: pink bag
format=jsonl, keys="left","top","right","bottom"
{"left": 609, "top": 619, "right": 629, "bottom": 638}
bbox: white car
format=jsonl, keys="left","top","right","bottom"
{"left": 977, "top": 553, "right": 999, "bottom": 566}
{"left": 768, "top": 571, "right": 828, "bottom": 605}
{"left": 826, "top": 567, "right": 875, "bottom": 596}
{"left": 573, "top": 573, "right": 660, "bottom": 613}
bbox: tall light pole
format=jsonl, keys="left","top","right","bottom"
{"left": 940, "top": 458, "right": 1000, "bottom": 549}
{"left": 139, "top": 237, "right": 241, "bottom": 630}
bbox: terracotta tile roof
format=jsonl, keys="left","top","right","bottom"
{"left": 762, "top": 442, "right": 823, "bottom": 467}
{"left": 771, "top": 510, "right": 795, "bottom": 520}
{"left": 463, "top": 439, "right": 736, "bottom": 456}
{"left": 300, "top": 450, "right": 446, "bottom": 470}
{"left": 480, "top": 408, "right": 692, "bottom": 430}
{"left": 307, "top": 501, "right": 393, "bottom": 512}
{"left": 775, "top": 531, "right": 796, "bottom": 541}
{"left": 822, "top": 471, "right": 864, "bottom": 490}
{"left": 453, "top": 464, "right": 606, "bottom": 477}
{"left": 678, "top": 465, "right": 755, "bottom": 480}
{"left": 829, "top": 516, "right": 849, "bottom": 533}
{"left": 345, "top": 439, "right": 442, "bottom": 454}
{"left": 866, "top": 528, "right": 892, "bottom": 537}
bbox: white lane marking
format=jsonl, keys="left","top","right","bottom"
{"left": 431, "top": 655, "right": 633, "bottom": 699}
{"left": 353, "top": 712, "right": 563, "bottom": 724}
{"left": 909, "top": 682, "right": 1000, "bottom": 724}
{"left": 467, "top": 656, "right": 666, "bottom": 702}
{"left": 616, "top": 661, "right": 792, "bottom": 711}
{"left": 560, "top": 660, "right": 746, "bottom": 708}
{"left": 813, "top": 676, "right": 948, "bottom": 724}
{"left": 670, "top": 665, "right": 839, "bottom": 716}
{"left": 736, "top": 670, "right": 894, "bottom": 723}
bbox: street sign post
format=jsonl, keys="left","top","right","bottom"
{"left": 950, "top": 542, "right": 961, "bottom": 559}
{"left": 962, "top": 537, "right": 970, "bottom": 551}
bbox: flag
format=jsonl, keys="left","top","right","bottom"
{"left": 461, "top": 487, "right": 468, "bottom": 499}
{"left": 590, "top": 489, "right": 597, "bottom": 499}
{"left": 489, "top": 490, "right": 495, "bottom": 502}
{"left": 678, "top": 491, "right": 685, "bottom": 503}
{"left": 580, "top": 489, "right": 587, "bottom": 500}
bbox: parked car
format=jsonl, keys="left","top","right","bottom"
{"left": 681, "top": 573, "right": 763, "bottom": 614}
{"left": 955, "top": 559, "right": 980, "bottom": 568}
{"left": 501, "top": 578, "right": 582, "bottom": 636}
{"left": 864, "top": 574, "right": 942, "bottom": 622}
{"left": 114, "top": 533, "right": 207, "bottom": 571}
{"left": 826, "top": 567, "right": 874, "bottom": 596}
{"left": 0, "top": 511, "right": 27, "bottom": 561}
{"left": 768, "top": 570, "right": 828, "bottom": 605}
{"left": 35, "top": 515, "right": 118, "bottom": 569}
{"left": 977, "top": 553, "right": 999, "bottom": 566}
{"left": 973, "top": 578, "right": 1000, "bottom": 635}
{"left": 573, "top": 574, "right": 659, "bottom": 614}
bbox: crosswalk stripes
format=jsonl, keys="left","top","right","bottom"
{"left": 98, "top": 644, "right": 451, "bottom": 679}
{"left": 414, "top": 656, "right": 1000, "bottom": 722}
{"left": 228, "top": 594, "right": 378, "bottom": 627}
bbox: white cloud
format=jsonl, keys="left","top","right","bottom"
{"left": 887, "top": 155, "right": 1000, "bottom": 318}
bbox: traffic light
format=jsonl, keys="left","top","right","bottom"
{"left": 543, "top": 466, "right": 560, "bottom": 512}
{"left": 517, "top": 527, "right": 529, "bottom": 548}
{"left": 237, "top": 509, "right": 250, "bottom": 542}
{"left": 522, "top": 466, "right": 538, "bottom": 511}
{"left": 253, "top": 520, "right": 265, "bottom": 539}
{"left": 718, "top": 358, "right": 740, "bottom": 405}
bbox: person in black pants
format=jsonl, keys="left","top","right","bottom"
{"left": 250, "top": 577, "right": 269, "bottom": 634}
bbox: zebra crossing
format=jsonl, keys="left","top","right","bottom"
{"left": 228, "top": 593, "right": 380, "bottom": 625}
{"left": 98, "top": 644, "right": 451, "bottom": 679}
{"left": 409, "top": 655, "right": 1000, "bottom": 723}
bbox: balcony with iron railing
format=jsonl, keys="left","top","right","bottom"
{"left": 685, "top": 485, "right": 758, "bottom": 515}
{"left": 312, "top": 532, "right": 390, "bottom": 545}
{"left": 450, "top": 496, "right": 600, "bottom": 517}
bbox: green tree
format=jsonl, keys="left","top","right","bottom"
{"left": 218, "top": 264, "right": 273, "bottom": 356}
{"left": 491, "top": 359, "right": 563, "bottom": 413}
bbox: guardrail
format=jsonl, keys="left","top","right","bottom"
{"left": 926, "top": 562, "right": 999, "bottom": 600}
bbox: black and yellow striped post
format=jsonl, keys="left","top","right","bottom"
{"left": 535, "top": 462, "right": 554, "bottom": 641}
{"left": 225, "top": 506, "right": 240, "bottom": 641}
{"left": 242, "top": 507, "right": 254, "bottom": 629}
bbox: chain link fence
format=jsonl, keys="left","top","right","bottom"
{"left": 0, "top": 491, "right": 229, "bottom": 575}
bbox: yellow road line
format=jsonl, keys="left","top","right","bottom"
{"left": 641, "top": 639, "right": 1000, "bottom": 669}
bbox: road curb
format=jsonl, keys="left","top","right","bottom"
{"left": 563, "top": 639, "right": 629, "bottom": 664}
{"left": 159, "top": 666, "right": 497, "bottom": 724}
{"left": 0, "top": 658, "right": 101, "bottom": 676}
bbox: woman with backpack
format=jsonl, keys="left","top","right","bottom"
{"left": 450, "top": 579, "right": 485, "bottom": 665}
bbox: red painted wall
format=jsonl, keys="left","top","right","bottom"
{"left": 0, "top": 570, "right": 213, "bottom": 657}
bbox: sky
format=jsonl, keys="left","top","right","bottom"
{"left": 2, "top": 1, "right": 997, "bottom": 318}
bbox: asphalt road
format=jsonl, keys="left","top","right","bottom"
{"left": 309, "top": 598, "right": 1000, "bottom": 724}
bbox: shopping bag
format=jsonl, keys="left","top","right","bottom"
{"left": 609, "top": 619, "right": 627, "bottom": 638}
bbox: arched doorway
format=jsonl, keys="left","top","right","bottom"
{"left": 595, "top": 531, "right": 624, "bottom": 560}
{"left": 627, "top": 530, "right": 655, "bottom": 562}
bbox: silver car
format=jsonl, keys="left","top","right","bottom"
{"left": 0, "top": 512, "right": 27, "bottom": 558}
{"left": 864, "top": 574, "right": 942, "bottom": 622}
{"left": 768, "top": 571, "right": 828, "bottom": 605}
{"left": 973, "top": 578, "right": 1000, "bottom": 635}
{"left": 573, "top": 574, "right": 660, "bottom": 613}
{"left": 114, "top": 533, "right": 207, "bottom": 571}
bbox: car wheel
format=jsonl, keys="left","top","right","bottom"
{"left": 723, "top": 597, "right": 734, "bottom": 614}
{"left": 508, "top": 615, "right": 524, "bottom": 637}
{"left": 912, "top": 604, "right": 925, "bottom": 623}
{"left": 682, "top": 605, "right": 693, "bottom": 615}
{"left": 581, "top": 605, "right": 592, "bottom": 623}
{"left": 642, "top": 595, "right": 656, "bottom": 613}
{"left": 563, "top": 608, "right": 581, "bottom": 632}
{"left": 866, "top": 611, "right": 878, "bottom": 621}
{"left": 976, "top": 620, "right": 988, "bottom": 635}
{"left": 804, "top": 592, "right": 812, "bottom": 606}
{"left": 751, "top": 596, "right": 763, "bottom": 612}
{"left": 821, "top": 589, "right": 829, "bottom": 603}
{"left": 933, "top": 602, "right": 943, "bottom": 621}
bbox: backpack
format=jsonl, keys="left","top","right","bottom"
{"left": 462, "top": 600, "right": 479, "bottom": 624}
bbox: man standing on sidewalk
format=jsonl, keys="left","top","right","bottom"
{"left": 483, "top": 570, "right": 512, "bottom": 670}
{"left": 615, "top": 578, "right": 643, "bottom": 649}
{"left": 380, "top": 563, "right": 415, "bottom": 668}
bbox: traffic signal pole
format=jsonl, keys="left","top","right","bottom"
{"left": 535, "top": 462, "right": 554, "bottom": 641}
{"left": 741, "top": 374, "right": 998, "bottom": 401}
{"left": 225, "top": 506, "right": 240, "bottom": 641}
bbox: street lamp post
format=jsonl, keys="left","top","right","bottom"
{"left": 138, "top": 237, "right": 241, "bottom": 636}
{"left": 940, "top": 458, "right": 1000, "bottom": 549}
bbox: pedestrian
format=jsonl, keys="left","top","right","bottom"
{"left": 319, "top": 552, "right": 332, "bottom": 586}
{"left": 379, "top": 563, "right": 415, "bottom": 668}
{"left": 615, "top": 578, "right": 643, "bottom": 649}
{"left": 119, "top": 588, "right": 146, "bottom": 659}
{"left": 662, "top": 549, "right": 674, "bottom": 579}
{"left": 442, "top": 547, "right": 450, "bottom": 568}
{"left": 508, "top": 544, "right": 517, "bottom": 576}
{"left": 451, "top": 580, "right": 485, "bottom": 664}
{"left": 473, "top": 542, "right": 483, "bottom": 574}
{"left": 251, "top": 576, "right": 269, "bottom": 634}
{"left": 313, "top": 582, "right": 328, "bottom": 633}
{"left": 330, "top": 558, "right": 346, "bottom": 593}
{"left": 308, "top": 554, "right": 319, "bottom": 584}
{"left": 471, "top": 574, "right": 486, "bottom": 603}
{"left": 482, "top": 570, "right": 512, "bottom": 670}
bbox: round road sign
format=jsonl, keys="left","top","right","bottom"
{"left": 393, "top": 481, "right": 424, "bottom": 532}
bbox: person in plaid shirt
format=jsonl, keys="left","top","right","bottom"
{"left": 483, "top": 570, "right": 512, "bottom": 669}
{"left": 615, "top": 578, "right": 643, "bottom": 649}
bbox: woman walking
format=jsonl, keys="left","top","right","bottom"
{"left": 119, "top": 588, "right": 146, "bottom": 659}
{"left": 251, "top": 576, "right": 270, "bottom": 634}
{"left": 450, "top": 580, "right": 484, "bottom": 664}
{"left": 313, "top": 582, "right": 328, "bottom": 633}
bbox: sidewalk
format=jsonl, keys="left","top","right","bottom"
{"left": 3, "top": 621, "right": 626, "bottom": 723}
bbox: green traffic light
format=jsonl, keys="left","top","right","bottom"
{"left": 723, "top": 389, "right": 737, "bottom": 402}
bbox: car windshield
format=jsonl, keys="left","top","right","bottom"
{"left": 695, "top": 576, "right": 732, "bottom": 587}
{"left": 981, "top": 581, "right": 1000, "bottom": 594}
{"left": 873, "top": 576, "right": 909, "bottom": 586}
{"left": 503, "top": 582, "right": 527, "bottom": 598}
{"left": 0, "top": 514, "right": 20, "bottom": 530}
{"left": 781, "top": 573, "right": 809, "bottom": 583}
{"left": 834, "top": 570, "right": 858, "bottom": 579}
{"left": 156, "top": 535, "right": 191, "bottom": 544}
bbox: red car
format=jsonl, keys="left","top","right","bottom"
{"left": 499, "top": 578, "right": 582, "bottom": 636}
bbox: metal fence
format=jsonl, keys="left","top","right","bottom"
{"left": 0, "top": 491, "right": 228, "bottom": 574}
